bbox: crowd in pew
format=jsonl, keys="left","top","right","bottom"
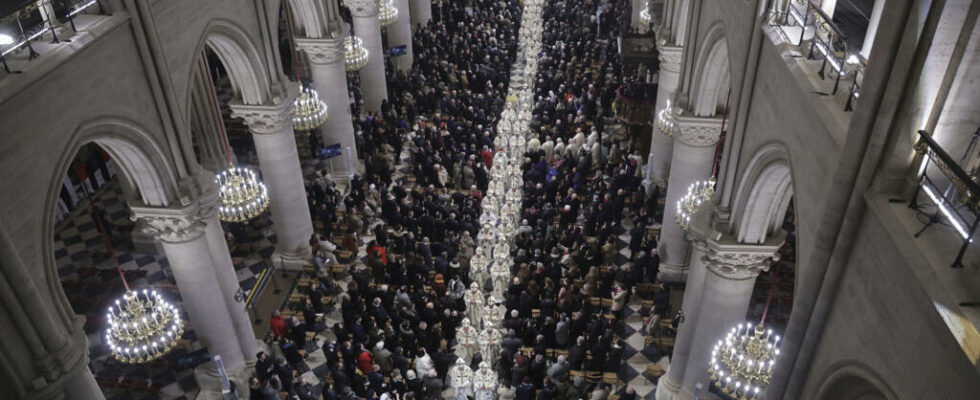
{"left": 245, "top": 0, "right": 678, "bottom": 398}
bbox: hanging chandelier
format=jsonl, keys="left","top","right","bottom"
{"left": 639, "top": 1, "right": 652, "bottom": 26}
{"left": 292, "top": 84, "right": 329, "bottom": 131}
{"left": 656, "top": 99, "right": 676, "bottom": 136}
{"left": 676, "top": 179, "right": 714, "bottom": 230}
{"left": 345, "top": 36, "right": 370, "bottom": 72}
{"left": 216, "top": 166, "right": 270, "bottom": 223}
{"left": 379, "top": 0, "right": 399, "bottom": 27}
{"left": 105, "top": 289, "right": 184, "bottom": 363}
{"left": 708, "top": 323, "right": 780, "bottom": 399}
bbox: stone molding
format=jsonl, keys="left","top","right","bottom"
{"left": 344, "top": 0, "right": 379, "bottom": 17}
{"left": 296, "top": 36, "right": 346, "bottom": 65}
{"left": 672, "top": 114, "right": 723, "bottom": 147}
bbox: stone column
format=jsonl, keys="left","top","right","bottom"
{"left": 346, "top": 0, "right": 389, "bottom": 112}
{"left": 646, "top": 43, "right": 682, "bottom": 189}
{"left": 657, "top": 114, "right": 722, "bottom": 282}
{"left": 131, "top": 205, "right": 246, "bottom": 371}
{"left": 62, "top": 366, "right": 105, "bottom": 400}
{"left": 387, "top": 0, "right": 414, "bottom": 72}
{"left": 230, "top": 93, "right": 315, "bottom": 269}
{"left": 297, "top": 34, "right": 359, "bottom": 179}
{"left": 0, "top": 221, "right": 102, "bottom": 399}
{"left": 655, "top": 238, "right": 708, "bottom": 400}
{"left": 410, "top": 0, "right": 431, "bottom": 28}
{"left": 860, "top": 0, "right": 885, "bottom": 58}
{"left": 679, "top": 244, "right": 777, "bottom": 397}
{"left": 200, "top": 189, "right": 258, "bottom": 363}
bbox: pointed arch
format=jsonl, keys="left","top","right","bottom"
{"left": 691, "top": 23, "right": 732, "bottom": 117}
{"left": 41, "top": 117, "right": 179, "bottom": 329}
{"left": 190, "top": 19, "right": 272, "bottom": 108}
{"left": 731, "top": 143, "right": 795, "bottom": 244}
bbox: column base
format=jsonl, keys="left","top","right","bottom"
{"left": 658, "top": 261, "right": 689, "bottom": 283}
{"left": 656, "top": 378, "right": 719, "bottom": 400}
{"left": 194, "top": 361, "right": 251, "bottom": 400}
{"left": 271, "top": 249, "right": 312, "bottom": 271}
{"left": 655, "top": 374, "right": 682, "bottom": 400}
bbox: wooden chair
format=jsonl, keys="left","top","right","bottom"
{"left": 589, "top": 297, "right": 602, "bottom": 307}
{"left": 602, "top": 372, "right": 620, "bottom": 385}
{"left": 531, "top": 309, "right": 541, "bottom": 319}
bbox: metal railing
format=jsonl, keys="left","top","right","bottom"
{"left": 0, "top": 0, "right": 107, "bottom": 73}
{"left": 780, "top": 0, "right": 865, "bottom": 112}
{"left": 910, "top": 130, "right": 980, "bottom": 268}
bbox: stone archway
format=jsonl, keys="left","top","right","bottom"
{"left": 814, "top": 362, "right": 897, "bottom": 400}
{"left": 42, "top": 117, "right": 179, "bottom": 330}
{"left": 690, "top": 24, "right": 731, "bottom": 117}
{"left": 731, "top": 144, "right": 795, "bottom": 245}
{"left": 189, "top": 20, "right": 273, "bottom": 109}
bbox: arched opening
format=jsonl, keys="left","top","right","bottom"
{"left": 819, "top": 374, "right": 888, "bottom": 400}
{"left": 691, "top": 32, "right": 731, "bottom": 117}
{"left": 49, "top": 140, "right": 211, "bottom": 398}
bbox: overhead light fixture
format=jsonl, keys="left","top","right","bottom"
{"left": 656, "top": 99, "right": 676, "bottom": 136}
{"left": 379, "top": 0, "right": 399, "bottom": 27}
{"left": 106, "top": 289, "right": 184, "bottom": 363}
{"left": 0, "top": 33, "right": 14, "bottom": 46}
{"left": 708, "top": 323, "right": 780, "bottom": 400}
{"left": 291, "top": 84, "right": 328, "bottom": 131}
{"left": 676, "top": 179, "right": 714, "bottom": 230}
{"left": 216, "top": 166, "right": 270, "bottom": 223}
{"left": 344, "top": 36, "right": 369, "bottom": 72}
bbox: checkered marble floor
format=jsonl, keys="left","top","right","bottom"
{"left": 54, "top": 179, "right": 279, "bottom": 400}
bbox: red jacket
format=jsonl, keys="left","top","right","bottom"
{"left": 357, "top": 350, "right": 374, "bottom": 374}
{"left": 270, "top": 314, "right": 287, "bottom": 339}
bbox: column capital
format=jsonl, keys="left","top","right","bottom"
{"left": 705, "top": 243, "right": 780, "bottom": 280}
{"left": 229, "top": 85, "right": 297, "bottom": 135}
{"left": 672, "top": 114, "right": 723, "bottom": 147}
{"left": 657, "top": 42, "right": 683, "bottom": 73}
{"left": 130, "top": 204, "right": 207, "bottom": 244}
{"left": 344, "top": 0, "right": 379, "bottom": 17}
{"left": 296, "top": 35, "right": 347, "bottom": 65}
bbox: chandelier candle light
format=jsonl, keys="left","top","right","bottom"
{"left": 79, "top": 180, "right": 183, "bottom": 364}
{"left": 656, "top": 99, "right": 676, "bottom": 136}
{"left": 639, "top": 1, "right": 652, "bottom": 26}
{"left": 284, "top": 1, "right": 328, "bottom": 132}
{"left": 708, "top": 323, "right": 780, "bottom": 399}
{"left": 106, "top": 289, "right": 184, "bottom": 363}
{"left": 676, "top": 179, "right": 714, "bottom": 230}
{"left": 291, "top": 85, "right": 329, "bottom": 131}
{"left": 379, "top": 0, "right": 399, "bottom": 27}
{"left": 345, "top": 36, "right": 369, "bottom": 72}
{"left": 708, "top": 247, "right": 785, "bottom": 398}
{"left": 201, "top": 49, "right": 270, "bottom": 223}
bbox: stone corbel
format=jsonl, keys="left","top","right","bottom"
{"left": 296, "top": 36, "right": 347, "bottom": 65}
{"left": 228, "top": 84, "right": 296, "bottom": 135}
{"left": 672, "top": 113, "right": 724, "bottom": 147}
{"left": 130, "top": 203, "right": 208, "bottom": 244}
{"left": 344, "top": 0, "right": 380, "bottom": 17}
{"left": 657, "top": 42, "right": 683, "bottom": 74}
{"left": 704, "top": 240, "right": 781, "bottom": 280}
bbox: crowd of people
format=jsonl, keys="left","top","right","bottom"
{"left": 248, "top": 0, "right": 674, "bottom": 399}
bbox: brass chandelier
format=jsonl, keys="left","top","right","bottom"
{"left": 345, "top": 36, "right": 370, "bottom": 72}
{"left": 284, "top": 3, "right": 328, "bottom": 132}
{"left": 216, "top": 166, "right": 270, "bottom": 223}
{"left": 379, "top": 0, "right": 399, "bottom": 27}
{"left": 200, "top": 49, "right": 270, "bottom": 223}
{"left": 105, "top": 289, "right": 184, "bottom": 363}
{"left": 676, "top": 179, "right": 714, "bottom": 230}
{"left": 708, "top": 323, "right": 780, "bottom": 399}
{"left": 655, "top": 99, "right": 676, "bottom": 136}
{"left": 639, "top": 1, "right": 652, "bottom": 26}
{"left": 292, "top": 84, "right": 329, "bottom": 131}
